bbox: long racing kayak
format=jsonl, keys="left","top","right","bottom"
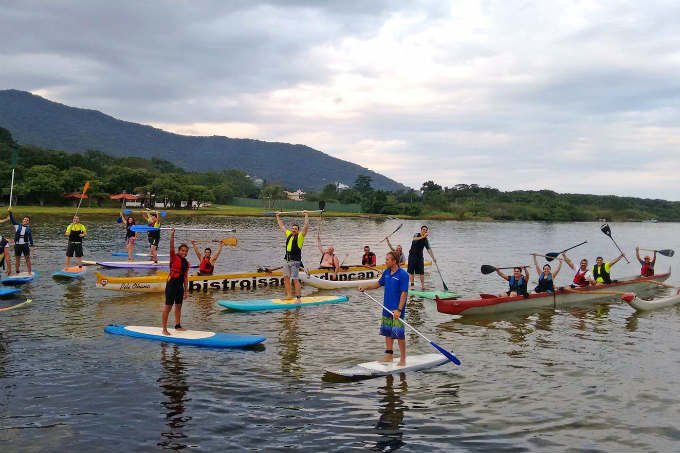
{"left": 409, "top": 289, "right": 459, "bottom": 299}
{"left": 622, "top": 289, "right": 680, "bottom": 312}
{"left": 96, "top": 261, "right": 198, "bottom": 269}
{"left": 104, "top": 325, "right": 266, "bottom": 348}
{"left": 217, "top": 295, "right": 349, "bottom": 311}
{"left": 300, "top": 272, "right": 378, "bottom": 289}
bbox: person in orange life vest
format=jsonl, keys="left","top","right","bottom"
{"left": 385, "top": 237, "right": 406, "bottom": 265}
{"left": 276, "top": 211, "right": 309, "bottom": 301}
{"left": 190, "top": 240, "right": 224, "bottom": 276}
{"left": 495, "top": 266, "right": 530, "bottom": 297}
{"left": 562, "top": 254, "right": 595, "bottom": 288}
{"left": 635, "top": 246, "right": 656, "bottom": 277}
{"left": 362, "top": 245, "right": 377, "bottom": 266}
{"left": 162, "top": 229, "right": 189, "bottom": 336}
{"left": 316, "top": 229, "right": 340, "bottom": 279}
{"left": 591, "top": 253, "right": 624, "bottom": 285}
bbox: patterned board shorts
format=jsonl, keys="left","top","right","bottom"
{"left": 283, "top": 260, "right": 301, "bottom": 279}
{"left": 379, "top": 315, "right": 405, "bottom": 339}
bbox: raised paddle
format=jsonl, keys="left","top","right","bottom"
{"left": 73, "top": 180, "right": 90, "bottom": 217}
{"left": 544, "top": 240, "right": 588, "bottom": 262}
{"left": 361, "top": 291, "right": 461, "bottom": 365}
{"left": 265, "top": 201, "right": 326, "bottom": 216}
{"left": 257, "top": 265, "right": 283, "bottom": 273}
{"left": 8, "top": 168, "right": 15, "bottom": 208}
{"left": 192, "top": 237, "right": 238, "bottom": 246}
{"left": 124, "top": 209, "right": 167, "bottom": 218}
{"left": 379, "top": 223, "right": 403, "bottom": 243}
{"left": 481, "top": 264, "right": 529, "bottom": 275}
{"left": 600, "top": 224, "right": 630, "bottom": 263}
{"left": 639, "top": 248, "right": 675, "bottom": 257}
{"left": 130, "top": 225, "right": 236, "bottom": 233}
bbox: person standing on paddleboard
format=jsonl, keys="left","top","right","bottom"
{"left": 0, "top": 233, "right": 12, "bottom": 275}
{"left": 121, "top": 212, "right": 138, "bottom": 261}
{"left": 359, "top": 251, "right": 410, "bottom": 366}
{"left": 7, "top": 208, "right": 33, "bottom": 275}
{"left": 64, "top": 215, "right": 87, "bottom": 269}
{"left": 276, "top": 211, "right": 309, "bottom": 301}
{"left": 143, "top": 210, "right": 161, "bottom": 263}
{"left": 162, "top": 228, "right": 189, "bottom": 336}
{"left": 407, "top": 225, "right": 437, "bottom": 290}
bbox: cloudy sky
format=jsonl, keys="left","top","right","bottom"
{"left": 2, "top": 0, "right": 680, "bottom": 199}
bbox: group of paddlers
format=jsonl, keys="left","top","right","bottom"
{"left": 494, "top": 247, "right": 658, "bottom": 297}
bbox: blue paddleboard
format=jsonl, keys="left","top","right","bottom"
{"left": 52, "top": 267, "right": 87, "bottom": 279}
{"left": 1, "top": 271, "right": 38, "bottom": 285}
{"left": 104, "top": 325, "right": 266, "bottom": 348}
{"left": 0, "top": 287, "right": 22, "bottom": 297}
{"left": 217, "top": 295, "right": 349, "bottom": 312}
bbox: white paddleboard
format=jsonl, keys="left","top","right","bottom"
{"left": 325, "top": 353, "right": 449, "bottom": 378}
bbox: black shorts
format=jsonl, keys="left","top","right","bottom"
{"left": 165, "top": 278, "right": 185, "bottom": 306}
{"left": 14, "top": 243, "right": 30, "bottom": 257}
{"left": 407, "top": 254, "right": 424, "bottom": 274}
{"left": 66, "top": 242, "right": 84, "bottom": 257}
{"left": 149, "top": 237, "right": 160, "bottom": 247}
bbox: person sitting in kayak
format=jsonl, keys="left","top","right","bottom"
{"left": 190, "top": 240, "right": 224, "bottom": 276}
{"left": 591, "top": 254, "right": 624, "bottom": 285}
{"left": 495, "top": 266, "right": 529, "bottom": 297}
{"left": 362, "top": 245, "right": 377, "bottom": 267}
{"left": 64, "top": 215, "right": 87, "bottom": 269}
{"left": 121, "top": 212, "right": 138, "bottom": 261}
{"left": 162, "top": 228, "right": 189, "bottom": 336}
{"left": 143, "top": 210, "right": 161, "bottom": 263}
{"left": 7, "top": 208, "right": 34, "bottom": 275}
{"left": 635, "top": 246, "right": 656, "bottom": 276}
{"left": 316, "top": 229, "right": 340, "bottom": 280}
{"left": 531, "top": 253, "right": 564, "bottom": 293}
{"left": 562, "top": 254, "right": 595, "bottom": 288}
{"left": 385, "top": 237, "right": 406, "bottom": 266}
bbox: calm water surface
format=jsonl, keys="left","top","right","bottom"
{"left": 1, "top": 216, "right": 678, "bottom": 452}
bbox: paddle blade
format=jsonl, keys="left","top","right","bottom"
{"left": 658, "top": 249, "right": 675, "bottom": 257}
{"left": 123, "top": 209, "right": 132, "bottom": 215}
{"left": 600, "top": 223, "right": 612, "bottom": 237}
{"left": 116, "top": 216, "right": 123, "bottom": 223}
{"left": 480, "top": 265, "right": 496, "bottom": 275}
{"left": 130, "top": 225, "right": 157, "bottom": 232}
{"left": 221, "top": 237, "right": 238, "bottom": 246}
{"left": 430, "top": 341, "right": 461, "bottom": 365}
{"left": 545, "top": 252, "right": 559, "bottom": 262}
{"left": 159, "top": 211, "right": 167, "bottom": 218}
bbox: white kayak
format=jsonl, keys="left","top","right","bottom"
{"left": 301, "top": 272, "right": 379, "bottom": 289}
{"left": 325, "top": 353, "right": 449, "bottom": 379}
{"left": 623, "top": 290, "right": 680, "bottom": 312}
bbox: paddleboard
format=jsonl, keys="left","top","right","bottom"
{"left": 217, "top": 295, "right": 349, "bottom": 311}
{"left": 0, "top": 299, "right": 32, "bottom": 312}
{"left": 325, "top": 353, "right": 449, "bottom": 378}
{"left": 104, "top": 325, "right": 266, "bottom": 348}
{"left": 409, "top": 289, "right": 459, "bottom": 299}
{"left": 1, "top": 271, "right": 38, "bottom": 285}
{"left": 52, "top": 266, "right": 87, "bottom": 279}
{"left": 111, "top": 251, "right": 170, "bottom": 257}
{"left": 0, "top": 287, "right": 22, "bottom": 297}
{"left": 96, "top": 261, "right": 198, "bottom": 269}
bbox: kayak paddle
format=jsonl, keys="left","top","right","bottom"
{"left": 544, "top": 240, "right": 588, "bottom": 261}
{"left": 640, "top": 248, "right": 675, "bottom": 257}
{"left": 124, "top": 209, "right": 167, "bottom": 217}
{"left": 600, "top": 224, "right": 630, "bottom": 263}
{"left": 130, "top": 225, "right": 236, "bottom": 233}
{"left": 379, "top": 223, "right": 403, "bottom": 243}
{"left": 481, "top": 264, "right": 529, "bottom": 275}
{"left": 361, "top": 291, "right": 461, "bottom": 365}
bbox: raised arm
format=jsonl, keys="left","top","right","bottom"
{"left": 169, "top": 228, "right": 176, "bottom": 256}
{"left": 532, "top": 254, "right": 541, "bottom": 274}
{"left": 316, "top": 229, "right": 324, "bottom": 254}
{"left": 301, "top": 211, "right": 310, "bottom": 236}
{"left": 523, "top": 266, "right": 530, "bottom": 281}
{"left": 635, "top": 246, "right": 643, "bottom": 265}
{"left": 385, "top": 236, "right": 396, "bottom": 252}
{"left": 190, "top": 240, "right": 202, "bottom": 260}
{"left": 210, "top": 242, "right": 224, "bottom": 265}
{"left": 610, "top": 253, "right": 625, "bottom": 267}
{"left": 275, "top": 213, "right": 286, "bottom": 233}
{"left": 553, "top": 257, "right": 564, "bottom": 278}
{"left": 651, "top": 250, "right": 657, "bottom": 265}
{"left": 562, "top": 252, "right": 575, "bottom": 270}
{"left": 496, "top": 268, "right": 509, "bottom": 281}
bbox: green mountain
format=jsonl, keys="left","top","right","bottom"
{"left": 0, "top": 89, "right": 407, "bottom": 192}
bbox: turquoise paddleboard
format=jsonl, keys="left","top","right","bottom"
{"left": 1, "top": 272, "right": 38, "bottom": 285}
{"left": 53, "top": 267, "right": 87, "bottom": 279}
{"left": 104, "top": 325, "right": 266, "bottom": 348}
{"left": 0, "top": 287, "right": 22, "bottom": 297}
{"left": 217, "top": 295, "right": 349, "bottom": 312}
{"left": 409, "top": 289, "right": 459, "bottom": 299}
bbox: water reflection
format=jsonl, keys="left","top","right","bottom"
{"left": 278, "top": 310, "right": 303, "bottom": 377}
{"left": 157, "top": 344, "right": 191, "bottom": 450}
{"left": 372, "top": 374, "right": 408, "bottom": 452}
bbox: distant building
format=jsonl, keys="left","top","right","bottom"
{"left": 285, "top": 189, "right": 306, "bottom": 201}
{"left": 336, "top": 182, "right": 349, "bottom": 190}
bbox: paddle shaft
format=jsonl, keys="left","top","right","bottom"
{"left": 362, "top": 292, "right": 460, "bottom": 365}
{"left": 601, "top": 224, "right": 630, "bottom": 263}
{"left": 131, "top": 225, "right": 235, "bottom": 232}
{"left": 267, "top": 209, "right": 324, "bottom": 215}
{"left": 380, "top": 223, "right": 403, "bottom": 243}
{"left": 8, "top": 168, "right": 14, "bottom": 208}
{"left": 432, "top": 260, "right": 449, "bottom": 292}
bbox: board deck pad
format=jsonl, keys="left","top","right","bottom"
{"left": 325, "top": 353, "right": 449, "bottom": 378}
{"left": 217, "top": 295, "right": 349, "bottom": 312}
{"left": 104, "top": 325, "right": 266, "bottom": 348}
{"left": 1, "top": 272, "right": 38, "bottom": 285}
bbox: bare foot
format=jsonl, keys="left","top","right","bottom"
{"left": 397, "top": 360, "right": 406, "bottom": 366}
{"left": 162, "top": 329, "right": 171, "bottom": 336}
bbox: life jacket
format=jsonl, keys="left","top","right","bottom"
{"left": 640, "top": 262, "right": 654, "bottom": 277}
{"left": 592, "top": 264, "right": 611, "bottom": 284}
{"left": 284, "top": 231, "right": 303, "bottom": 261}
{"left": 573, "top": 269, "right": 590, "bottom": 287}
{"left": 67, "top": 223, "right": 85, "bottom": 242}
{"left": 148, "top": 220, "right": 161, "bottom": 239}
{"left": 168, "top": 253, "right": 189, "bottom": 280}
{"left": 125, "top": 224, "right": 136, "bottom": 239}
{"left": 362, "top": 252, "right": 376, "bottom": 266}
{"left": 535, "top": 273, "right": 554, "bottom": 293}
{"left": 508, "top": 275, "right": 527, "bottom": 295}
{"left": 199, "top": 256, "right": 214, "bottom": 274}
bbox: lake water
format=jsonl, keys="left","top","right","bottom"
{"left": 1, "top": 216, "right": 678, "bottom": 452}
